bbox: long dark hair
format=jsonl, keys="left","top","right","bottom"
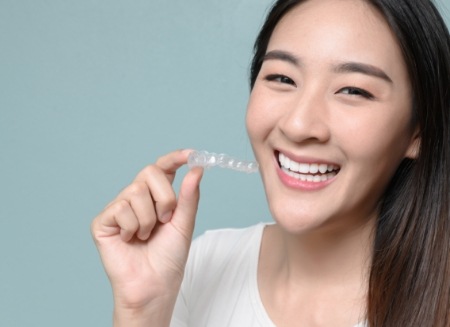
{"left": 249, "top": 1, "right": 450, "bottom": 326}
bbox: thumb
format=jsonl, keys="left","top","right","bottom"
{"left": 171, "top": 167, "right": 204, "bottom": 238}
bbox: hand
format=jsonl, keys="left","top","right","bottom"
{"left": 91, "top": 149, "right": 203, "bottom": 323}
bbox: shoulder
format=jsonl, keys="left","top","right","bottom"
{"left": 190, "top": 223, "right": 267, "bottom": 261}
{"left": 174, "top": 223, "right": 272, "bottom": 326}
{"left": 182, "top": 223, "right": 267, "bottom": 304}
{"left": 183, "top": 223, "right": 268, "bottom": 287}
{"left": 194, "top": 222, "right": 267, "bottom": 246}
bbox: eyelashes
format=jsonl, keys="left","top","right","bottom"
{"left": 265, "top": 74, "right": 296, "bottom": 86}
{"left": 336, "top": 86, "right": 374, "bottom": 100}
{"left": 264, "top": 74, "right": 375, "bottom": 100}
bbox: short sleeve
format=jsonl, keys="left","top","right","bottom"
{"left": 169, "top": 235, "right": 202, "bottom": 327}
{"left": 169, "top": 224, "right": 267, "bottom": 327}
{"left": 170, "top": 288, "right": 188, "bottom": 327}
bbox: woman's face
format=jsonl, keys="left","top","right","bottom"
{"left": 246, "top": 0, "right": 418, "bottom": 234}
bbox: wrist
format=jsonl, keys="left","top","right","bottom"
{"left": 113, "top": 294, "right": 177, "bottom": 327}
{"left": 113, "top": 308, "right": 170, "bottom": 327}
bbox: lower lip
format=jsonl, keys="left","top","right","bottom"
{"left": 276, "top": 165, "right": 337, "bottom": 191}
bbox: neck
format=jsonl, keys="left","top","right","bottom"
{"left": 264, "top": 218, "right": 375, "bottom": 298}
{"left": 258, "top": 219, "right": 375, "bottom": 326}
{"left": 265, "top": 217, "right": 375, "bottom": 286}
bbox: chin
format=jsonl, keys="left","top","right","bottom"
{"left": 268, "top": 203, "right": 329, "bottom": 235}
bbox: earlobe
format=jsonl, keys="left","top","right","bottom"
{"left": 405, "top": 128, "right": 421, "bottom": 159}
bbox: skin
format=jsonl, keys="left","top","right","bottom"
{"left": 92, "top": 0, "right": 420, "bottom": 326}
{"left": 247, "top": 0, "right": 419, "bottom": 326}
{"left": 91, "top": 150, "right": 204, "bottom": 326}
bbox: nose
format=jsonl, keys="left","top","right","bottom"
{"left": 278, "top": 89, "right": 331, "bottom": 144}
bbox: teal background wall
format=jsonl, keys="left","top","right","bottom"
{"left": 1, "top": 0, "right": 449, "bottom": 326}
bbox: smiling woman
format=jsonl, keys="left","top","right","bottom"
{"left": 91, "top": 0, "right": 450, "bottom": 326}
{"left": 248, "top": 0, "right": 416, "bottom": 232}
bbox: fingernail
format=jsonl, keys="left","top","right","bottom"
{"left": 138, "top": 232, "right": 151, "bottom": 241}
{"left": 160, "top": 211, "right": 173, "bottom": 223}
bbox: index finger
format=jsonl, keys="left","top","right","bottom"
{"left": 134, "top": 149, "right": 193, "bottom": 182}
{"left": 156, "top": 149, "right": 193, "bottom": 173}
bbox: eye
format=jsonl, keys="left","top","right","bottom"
{"left": 265, "top": 74, "right": 297, "bottom": 87}
{"left": 337, "top": 87, "right": 374, "bottom": 100}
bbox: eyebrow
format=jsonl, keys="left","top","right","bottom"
{"left": 263, "top": 50, "right": 301, "bottom": 66}
{"left": 334, "top": 62, "right": 393, "bottom": 83}
{"left": 263, "top": 50, "right": 392, "bottom": 83}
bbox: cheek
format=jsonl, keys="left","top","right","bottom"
{"left": 339, "top": 113, "right": 413, "bottom": 170}
{"left": 246, "top": 87, "right": 284, "bottom": 142}
{"left": 246, "top": 91, "right": 269, "bottom": 142}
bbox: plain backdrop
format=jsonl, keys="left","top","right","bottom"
{"left": 1, "top": 0, "right": 449, "bottom": 326}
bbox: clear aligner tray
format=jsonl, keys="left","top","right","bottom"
{"left": 188, "top": 150, "right": 259, "bottom": 173}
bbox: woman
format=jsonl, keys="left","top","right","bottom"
{"left": 91, "top": 0, "right": 450, "bottom": 326}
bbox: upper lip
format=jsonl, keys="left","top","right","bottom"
{"left": 275, "top": 149, "right": 341, "bottom": 168}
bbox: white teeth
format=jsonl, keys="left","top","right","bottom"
{"left": 278, "top": 152, "right": 339, "bottom": 180}
{"left": 319, "top": 164, "right": 328, "bottom": 174}
{"left": 289, "top": 160, "right": 299, "bottom": 172}
{"left": 309, "top": 163, "right": 319, "bottom": 174}
{"left": 299, "top": 163, "right": 309, "bottom": 173}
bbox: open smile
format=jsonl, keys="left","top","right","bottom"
{"left": 277, "top": 151, "right": 340, "bottom": 183}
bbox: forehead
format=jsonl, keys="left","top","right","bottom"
{"left": 267, "top": 0, "right": 406, "bottom": 73}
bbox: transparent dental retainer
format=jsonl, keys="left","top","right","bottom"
{"left": 188, "top": 150, "right": 259, "bottom": 173}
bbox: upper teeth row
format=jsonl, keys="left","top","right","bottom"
{"left": 279, "top": 153, "right": 338, "bottom": 174}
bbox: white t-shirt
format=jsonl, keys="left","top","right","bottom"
{"left": 171, "top": 223, "right": 367, "bottom": 327}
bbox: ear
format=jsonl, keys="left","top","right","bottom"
{"left": 405, "top": 126, "right": 421, "bottom": 159}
